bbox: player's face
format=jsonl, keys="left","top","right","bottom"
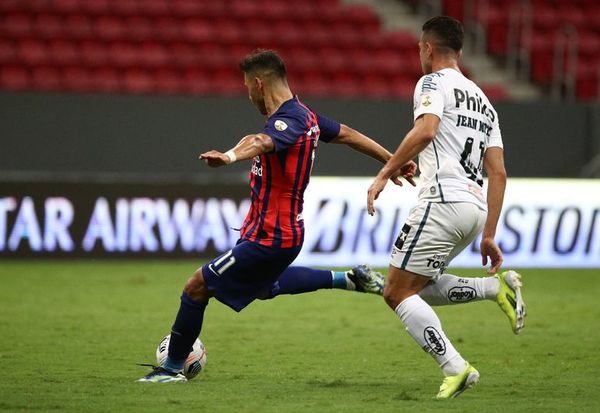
{"left": 419, "top": 34, "right": 433, "bottom": 74}
{"left": 244, "top": 73, "right": 267, "bottom": 115}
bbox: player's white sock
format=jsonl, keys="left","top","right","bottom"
{"left": 395, "top": 295, "right": 466, "bottom": 376}
{"left": 418, "top": 273, "right": 500, "bottom": 306}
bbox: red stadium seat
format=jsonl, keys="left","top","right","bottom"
{"left": 94, "top": 16, "right": 126, "bottom": 41}
{"left": 385, "top": 31, "right": 418, "bottom": 51}
{"left": 342, "top": 4, "right": 380, "bottom": 33}
{"left": 389, "top": 77, "right": 415, "bottom": 99}
{"left": 63, "top": 65, "right": 95, "bottom": 92}
{"left": 48, "top": 0, "right": 80, "bottom": 14}
{"left": 0, "top": 65, "right": 30, "bottom": 90}
{"left": 296, "top": 72, "right": 334, "bottom": 97}
{"left": 47, "top": 39, "right": 79, "bottom": 65}
{"left": 79, "top": 40, "right": 109, "bottom": 67}
{"left": 154, "top": 67, "right": 183, "bottom": 94}
{"left": 316, "top": 48, "right": 349, "bottom": 75}
{"left": 123, "top": 68, "right": 155, "bottom": 94}
{"left": 480, "top": 84, "right": 509, "bottom": 101}
{"left": 141, "top": 0, "right": 170, "bottom": 17}
{"left": 0, "top": 0, "right": 23, "bottom": 14}
{"left": 182, "top": 67, "right": 212, "bottom": 94}
{"left": 169, "top": 42, "right": 201, "bottom": 68}
{"left": 182, "top": 17, "right": 213, "bottom": 43}
{"left": 371, "top": 50, "right": 406, "bottom": 76}
{"left": 329, "top": 72, "right": 362, "bottom": 97}
{"left": 110, "top": 0, "right": 139, "bottom": 17}
{"left": 529, "top": 33, "right": 554, "bottom": 84}
{"left": 361, "top": 74, "right": 393, "bottom": 99}
{"left": 94, "top": 66, "right": 121, "bottom": 92}
{"left": 153, "top": 17, "right": 181, "bottom": 42}
{"left": 139, "top": 42, "right": 169, "bottom": 68}
{"left": 79, "top": 0, "right": 111, "bottom": 15}
{"left": 1, "top": 13, "right": 34, "bottom": 38}
{"left": 108, "top": 41, "right": 140, "bottom": 68}
{"left": 34, "top": 14, "right": 65, "bottom": 40}
{"left": 0, "top": 39, "right": 16, "bottom": 65}
{"left": 63, "top": 14, "right": 94, "bottom": 39}
{"left": 17, "top": 38, "right": 48, "bottom": 65}
{"left": 125, "top": 16, "right": 155, "bottom": 42}
{"left": 31, "top": 65, "right": 62, "bottom": 91}
{"left": 211, "top": 68, "right": 245, "bottom": 95}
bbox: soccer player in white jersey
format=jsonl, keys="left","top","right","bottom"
{"left": 366, "top": 16, "right": 526, "bottom": 399}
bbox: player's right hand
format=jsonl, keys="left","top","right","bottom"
{"left": 480, "top": 237, "right": 503, "bottom": 274}
{"left": 199, "top": 150, "right": 229, "bottom": 167}
{"left": 390, "top": 160, "right": 417, "bottom": 187}
{"left": 367, "top": 175, "right": 387, "bottom": 216}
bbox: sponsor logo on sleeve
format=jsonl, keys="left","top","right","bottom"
{"left": 421, "top": 95, "right": 432, "bottom": 107}
{"left": 274, "top": 120, "right": 288, "bottom": 131}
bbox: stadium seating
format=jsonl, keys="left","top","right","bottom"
{"left": 0, "top": 0, "right": 509, "bottom": 99}
{"left": 440, "top": 0, "right": 599, "bottom": 101}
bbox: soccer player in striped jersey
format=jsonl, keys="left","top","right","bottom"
{"left": 138, "top": 49, "right": 415, "bottom": 383}
{"left": 366, "top": 17, "right": 525, "bottom": 398}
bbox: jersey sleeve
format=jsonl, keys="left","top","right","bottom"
{"left": 487, "top": 121, "right": 504, "bottom": 149}
{"left": 262, "top": 114, "right": 305, "bottom": 152}
{"left": 316, "top": 113, "right": 341, "bottom": 143}
{"left": 413, "top": 75, "right": 445, "bottom": 122}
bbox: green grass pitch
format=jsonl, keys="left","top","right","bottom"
{"left": 1, "top": 261, "right": 599, "bottom": 412}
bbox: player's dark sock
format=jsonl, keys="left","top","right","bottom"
{"left": 164, "top": 292, "right": 207, "bottom": 373}
{"left": 267, "top": 266, "right": 333, "bottom": 297}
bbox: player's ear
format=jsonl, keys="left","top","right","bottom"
{"left": 425, "top": 41, "right": 434, "bottom": 57}
{"left": 254, "top": 77, "right": 263, "bottom": 91}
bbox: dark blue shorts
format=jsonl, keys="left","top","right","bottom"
{"left": 202, "top": 239, "right": 302, "bottom": 312}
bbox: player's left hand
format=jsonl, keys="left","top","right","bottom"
{"left": 390, "top": 160, "right": 417, "bottom": 187}
{"left": 480, "top": 237, "right": 503, "bottom": 274}
{"left": 199, "top": 151, "right": 229, "bottom": 167}
{"left": 367, "top": 175, "right": 387, "bottom": 216}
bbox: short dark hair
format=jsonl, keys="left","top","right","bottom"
{"left": 239, "top": 49, "right": 287, "bottom": 79}
{"left": 422, "top": 16, "right": 464, "bottom": 52}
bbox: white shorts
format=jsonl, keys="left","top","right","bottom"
{"left": 390, "top": 201, "right": 487, "bottom": 280}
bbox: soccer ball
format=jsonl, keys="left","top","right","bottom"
{"left": 156, "top": 334, "right": 207, "bottom": 379}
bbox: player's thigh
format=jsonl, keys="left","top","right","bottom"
{"left": 202, "top": 240, "right": 300, "bottom": 312}
{"left": 445, "top": 203, "right": 487, "bottom": 263}
{"left": 390, "top": 202, "right": 478, "bottom": 280}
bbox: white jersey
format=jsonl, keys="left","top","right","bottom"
{"left": 413, "top": 68, "right": 503, "bottom": 211}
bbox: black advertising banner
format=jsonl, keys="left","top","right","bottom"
{"left": 0, "top": 181, "right": 249, "bottom": 258}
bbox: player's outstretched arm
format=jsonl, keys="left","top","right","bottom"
{"left": 329, "top": 124, "right": 391, "bottom": 163}
{"left": 367, "top": 114, "right": 439, "bottom": 215}
{"left": 480, "top": 146, "right": 507, "bottom": 273}
{"left": 199, "top": 133, "right": 274, "bottom": 167}
{"left": 330, "top": 124, "right": 417, "bottom": 186}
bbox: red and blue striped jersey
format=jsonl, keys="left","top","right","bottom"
{"left": 240, "top": 96, "right": 339, "bottom": 248}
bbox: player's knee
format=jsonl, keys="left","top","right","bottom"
{"left": 184, "top": 269, "right": 210, "bottom": 302}
{"left": 383, "top": 284, "right": 401, "bottom": 309}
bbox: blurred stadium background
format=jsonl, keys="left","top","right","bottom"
{"left": 2, "top": 1, "right": 600, "bottom": 411}
{"left": 1, "top": 0, "right": 599, "bottom": 265}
